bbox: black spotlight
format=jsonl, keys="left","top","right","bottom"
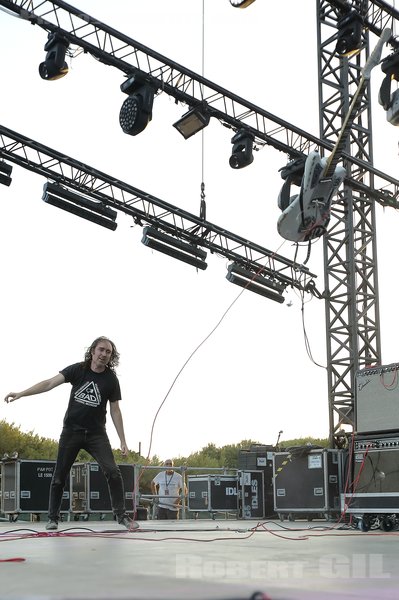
{"left": 173, "top": 106, "right": 210, "bottom": 139}
{"left": 336, "top": 11, "right": 363, "bottom": 57}
{"left": 0, "top": 162, "right": 12, "bottom": 187}
{"left": 229, "top": 129, "right": 254, "bottom": 169}
{"left": 39, "top": 33, "right": 69, "bottom": 80}
{"left": 119, "top": 72, "right": 155, "bottom": 136}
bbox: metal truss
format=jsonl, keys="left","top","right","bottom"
{"left": 1, "top": 0, "right": 399, "bottom": 209}
{"left": 0, "top": 124, "right": 316, "bottom": 292}
{"left": 318, "top": 0, "right": 389, "bottom": 443}
{"left": 327, "top": 0, "right": 399, "bottom": 36}
{"left": 1, "top": 0, "right": 398, "bottom": 443}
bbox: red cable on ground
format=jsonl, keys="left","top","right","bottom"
{"left": 0, "top": 557, "right": 26, "bottom": 562}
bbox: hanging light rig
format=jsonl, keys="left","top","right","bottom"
{"left": 173, "top": 105, "right": 210, "bottom": 139}
{"left": 229, "top": 129, "right": 254, "bottom": 169}
{"left": 335, "top": 10, "right": 363, "bottom": 57}
{"left": 141, "top": 226, "right": 208, "bottom": 270}
{"left": 226, "top": 263, "right": 286, "bottom": 303}
{"left": 0, "top": 161, "right": 12, "bottom": 187}
{"left": 39, "top": 33, "right": 70, "bottom": 80}
{"left": 119, "top": 71, "right": 156, "bottom": 136}
{"left": 42, "top": 182, "right": 118, "bottom": 230}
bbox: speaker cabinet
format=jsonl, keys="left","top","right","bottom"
{"left": 343, "top": 444, "right": 399, "bottom": 513}
{"left": 356, "top": 363, "right": 399, "bottom": 434}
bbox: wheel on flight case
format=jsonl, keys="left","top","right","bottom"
{"left": 8, "top": 514, "right": 18, "bottom": 523}
{"left": 358, "top": 515, "right": 372, "bottom": 532}
{"left": 380, "top": 515, "right": 396, "bottom": 531}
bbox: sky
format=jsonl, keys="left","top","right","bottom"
{"left": 1, "top": 0, "right": 399, "bottom": 461}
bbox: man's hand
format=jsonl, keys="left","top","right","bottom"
{"left": 4, "top": 393, "right": 20, "bottom": 403}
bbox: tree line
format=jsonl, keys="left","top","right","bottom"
{"left": 0, "top": 419, "right": 328, "bottom": 468}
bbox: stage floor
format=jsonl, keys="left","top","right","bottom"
{"left": 0, "top": 517, "right": 398, "bottom": 600}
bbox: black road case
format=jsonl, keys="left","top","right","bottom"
{"left": 187, "top": 472, "right": 265, "bottom": 518}
{"left": 239, "top": 470, "right": 265, "bottom": 519}
{"left": 70, "top": 462, "right": 144, "bottom": 517}
{"left": 1, "top": 459, "right": 70, "bottom": 516}
{"left": 273, "top": 449, "right": 344, "bottom": 520}
{"left": 238, "top": 446, "right": 275, "bottom": 517}
{"left": 187, "top": 475, "right": 239, "bottom": 514}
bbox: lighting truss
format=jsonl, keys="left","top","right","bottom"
{"left": 42, "top": 182, "right": 118, "bottom": 230}
{"left": 142, "top": 226, "right": 207, "bottom": 270}
{"left": 0, "top": 124, "right": 317, "bottom": 295}
{"left": 1, "top": 0, "right": 398, "bottom": 206}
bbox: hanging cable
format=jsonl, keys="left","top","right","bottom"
{"left": 200, "top": 181, "right": 206, "bottom": 220}
{"left": 200, "top": 0, "right": 207, "bottom": 222}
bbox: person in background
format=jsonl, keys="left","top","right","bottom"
{"left": 151, "top": 459, "right": 186, "bottom": 519}
{"left": 4, "top": 336, "right": 138, "bottom": 532}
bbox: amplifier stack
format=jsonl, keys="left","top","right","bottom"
{"left": 342, "top": 435, "right": 399, "bottom": 514}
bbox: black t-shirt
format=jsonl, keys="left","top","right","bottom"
{"left": 60, "top": 362, "right": 121, "bottom": 432}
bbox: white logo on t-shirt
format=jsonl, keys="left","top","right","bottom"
{"left": 74, "top": 381, "right": 101, "bottom": 407}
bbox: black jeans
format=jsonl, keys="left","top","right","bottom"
{"left": 49, "top": 428, "right": 125, "bottom": 521}
{"left": 156, "top": 506, "right": 179, "bottom": 520}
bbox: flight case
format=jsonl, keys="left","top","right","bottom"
{"left": 187, "top": 471, "right": 265, "bottom": 518}
{"left": 70, "top": 462, "right": 147, "bottom": 519}
{"left": 1, "top": 459, "right": 70, "bottom": 517}
{"left": 187, "top": 475, "right": 239, "bottom": 514}
{"left": 273, "top": 448, "right": 344, "bottom": 520}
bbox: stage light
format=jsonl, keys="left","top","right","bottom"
{"left": 229, "top": 0, "right": 256, "bottom": 7}
{"left": 229, "top": 129, "right": 254, "bottom": 169}
{"left": 379, "top": 50, "right": 399, "bottom": 124}
{"left": 335, "top": 11, "right": 363, "bottom": 57}
{"left": 119, "top": 72, "right": 155, "bottom": 136}
{"left": 226, "top": 263, "right": 286, "bottom": 303}
{"left": 0, "top": 161, "right": 12, "bottom": 186}
{"left": 39, "top": 33, "right": 69, "bottom": 80}
{"left": 173, "top": 106, "right": 210, "bottom": 139}
{"left": 42, "top": 182, "right": 118, "bottom": 230}
{"left": 142, "top": 226, "right": 207, "bottom": 270}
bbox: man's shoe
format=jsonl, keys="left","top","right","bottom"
{"left": 118, "top": 514, "right": 139, "bottom": 530}
{"left": 46, "top": 520, "right": 58, "bottom": 531}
